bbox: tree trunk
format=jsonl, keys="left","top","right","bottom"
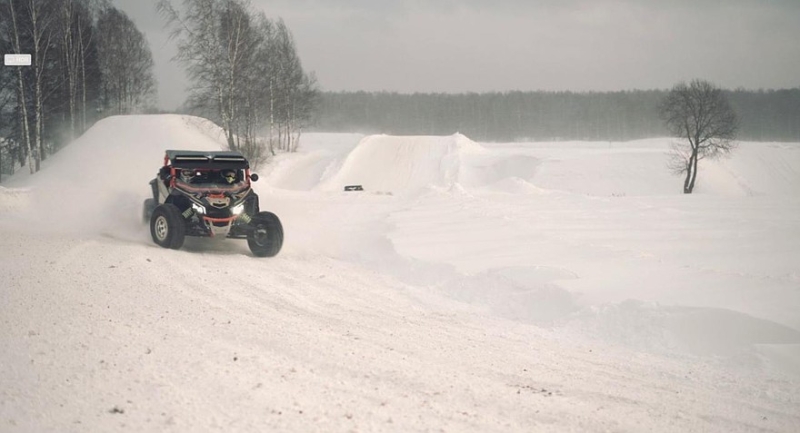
{"left": 226, "top": 123, "right": 235, "bottom": 150}
{"left": 34, "top": 79, "right": 43, "bottom": 171}
{"left": 16, "top": 64, "right": 34, "bottom": 174}
{"left": 30, "top": 0, "right": 46, "bottom": 168}
{"left": 63, "top": 1, "right": 77, "bottom": 139}
{"left": 683, "top": 148, "right": 698, "bottom": 194}
{"left": 79, "top": 20, "right": 87, "bottom": 132}
{"left": 688, "top": 151, "right": 699, "bottom": 193}
{"left": 8, "top": 0, "right": 35, "bottom": 174}
{"left": 269, "top": 80, "right": 275, "bottom": 155}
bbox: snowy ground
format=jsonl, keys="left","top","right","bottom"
{"left": 1, "top": 115, "right": 799, "bottom": 432}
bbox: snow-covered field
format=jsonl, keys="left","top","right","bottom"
{"left": 1, "top": 115, "right": 799, "bottom": 432}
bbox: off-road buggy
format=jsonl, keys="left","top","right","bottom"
{"left": 143, "top": 150, "right": 283, "bottom": 257}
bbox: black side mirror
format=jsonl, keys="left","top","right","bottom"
{"left": 250, "top": 173, "right": 259, "bottom": 182}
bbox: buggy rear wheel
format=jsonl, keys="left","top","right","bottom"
{"left": 247, "top": 211, "right": 283, "bottom": 257}
{"left": 150, "top": 204, "right": 186, "bottom": 250}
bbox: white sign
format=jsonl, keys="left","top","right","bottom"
{"left": 4, "top": 54, "right": 32, "bottom": 66}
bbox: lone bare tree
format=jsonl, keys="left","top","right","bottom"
{"left": 659, "top": 79, "right": 739, "bottom": 194}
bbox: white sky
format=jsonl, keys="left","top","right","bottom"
{"left": 115, "top": 0, "right": 800, "bottom": 110}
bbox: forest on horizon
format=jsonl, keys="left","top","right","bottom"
{"left": 311, "top": 88, "right": 800, "bottom": 143}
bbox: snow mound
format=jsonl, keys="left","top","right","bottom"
{"left": 8, "top": 114, "right": 226, "bottom": 190}
{"left": 6, "top": 114, "right": 228, "bottom": 233}
{"left": 320, "top": 133, "right": 484, "bottom": 195}
{"left": 260, "top": 133, "right": 365, "bottom": 191}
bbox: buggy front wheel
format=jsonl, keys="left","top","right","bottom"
{"left": 247, "top": 212, "right": 283, "bottom": 257}
{"left": 150, "top": 204, "right": 186, "bottom": 250}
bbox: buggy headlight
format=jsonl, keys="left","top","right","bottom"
{"left": 192, "top": 203, "right": 206, "bottom": 215}
{"left": 232, "top": 203, "right": 245, "bottom": 215}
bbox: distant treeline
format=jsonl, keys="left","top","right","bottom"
{"left": 312, "top": 89, "right": 800, "bottom": 142}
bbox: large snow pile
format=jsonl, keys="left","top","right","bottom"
{"left": 3, "top": 115, "right": 228, "bottom": 234}
{"left": 261, "top": 133, "right": 366, "bottom": 191}
{"left": 6, "top": 114, "right": 227, "bottom": 191}
{"left": 320, "top": 133, "right": 484, "bottom": 194}
{"left": 2, "top": 117, "right": 799, "bottom": 432}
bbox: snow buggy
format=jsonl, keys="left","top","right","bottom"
{"left": 143, "top": 150, "right": 283, "bottom": 257}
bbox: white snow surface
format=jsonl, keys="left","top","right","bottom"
{"left": 1, "top": 114, "right": 799, "bottom": 432}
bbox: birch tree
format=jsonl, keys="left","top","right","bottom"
{"left": 234, "top": 11, "right": 272, "bottom": 163}
{"left": 97, "top": 6, "right": 156, "bottom": 114}
{"left": 0, "top": 23, "right": 11, "bottom": 180}
{"left": 58, "top": 0, "right": 80, "bottom": 139}
{"left": 4, "top": 0, "right": 34, "bottom": 173}
{"left": 159, "top": 0, "right": 319, "bottom": 164}
{"left": 159, "top": 0, "right": 230, "bottom": 143}
{"left": 76, "top": 0, "right": 108, "bottom": 131}
{"left": 263, "top": 19, "right": 318, "bottom": 153}
{"left": 24, "top": 0, "right": 57, "bottom": 169}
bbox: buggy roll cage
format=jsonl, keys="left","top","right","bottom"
{"left": 161, "top": 150, "right": 254, "bottom": 189}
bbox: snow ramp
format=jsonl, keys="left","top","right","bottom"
{"left": 320, "top": 133, "right": 484, "bottom": 194}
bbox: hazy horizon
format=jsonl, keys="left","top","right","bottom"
{"left": 114, "top": 0, "right": 800, "bottom": 110}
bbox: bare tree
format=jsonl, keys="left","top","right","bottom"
{"left": 25, "top": 0, "right": 58, "bottom": 170}
{"left": 159, "top": 0, "right": 239, "bottom": 148}
{"left": 290, "top": 71, "right": 320, "bottom": 151}
{"left": 659, "top": 79, "right": 739, "bottom": 194}
{"left": 77, "top": 0, "right": 110, "bottom": 131}
{"left": 234, "top": 11, "right": 272, "bottom": 164}
{"left": 97, "top": 6, "right": 156, "bottom": 114}
{"left": 0, "top": 28, "right": 11, "bottom": 180}
{"left": 269, "top": 18, "right": 318, "bottom": 153}
{"left": 159, "top": 0, "right": 319, "bottom": 164}
{"left": 58, "top": 0, "right": 81, "bottom": 139}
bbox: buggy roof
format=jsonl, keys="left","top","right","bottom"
{"left": 165, "top": 150, "right": 250, "bottom": 170}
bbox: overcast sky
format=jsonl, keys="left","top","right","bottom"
{"left": 114, "top": 0, "right": 800, "bottom": 110}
